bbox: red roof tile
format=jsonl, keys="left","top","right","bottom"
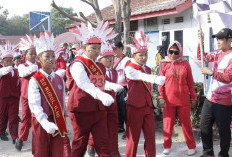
{"left": 67, "top": 0, "right": 190, "bottom": 29}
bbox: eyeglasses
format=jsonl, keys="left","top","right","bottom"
{"left": 169, "top": 50, "right": 179, "bottom": 55}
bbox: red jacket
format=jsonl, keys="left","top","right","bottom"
{"left": 0, "top": 68, "right": 20, "bottom": 98}
{"left": 159, "top": 61, "right": 196, "bottom": 106}
{"left": 66, "top": 60, "right": 106, "bottom": 112}
{"left": 126, "top": 64, "right": 153, "bottom": 108}
{"left": 105, "top": 68, "right": 118, "bottom": 113}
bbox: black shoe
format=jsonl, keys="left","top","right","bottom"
{"left": 4, "top": 131, "right": 8, "bottom": 136}
{"left": 118, "top": 128, "right": 125, "bottom": 133}
{"left": 12, "top": 139, "right": 16, "bottom": 144}
{"left": 122, "top": 133, "right": 126, "bottom": 140}
{"left": 15, "top": 138, "right": 23, "bottom": 151}
{"left": 87, "top": 147, "right": 95, "bottom": 157}
{"left": 0, "top": 134, "right": 8, "bottom": 141}
{"left": 18, "top": 116, "right": 21, "bottom": 123}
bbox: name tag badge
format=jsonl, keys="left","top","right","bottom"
{"left": 90, "top": 75, "right": 105, "bottom": 91}
{"left": 58, "top": 84, "right": 62, "bottom": 90}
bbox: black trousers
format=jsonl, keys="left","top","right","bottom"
{"left": 200, "top": 99, "right": 232, "bottom": 157}
{"left": 116, "top": 86, "right": 127, "bottom": 129}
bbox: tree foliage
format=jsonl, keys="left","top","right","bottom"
{"left": 51, "top": 7, "right": 77, "bottom": 36}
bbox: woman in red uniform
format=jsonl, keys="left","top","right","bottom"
{"left": 158, "top": 41, "right": 196, "bottom": 156}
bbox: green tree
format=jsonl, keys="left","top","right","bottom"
{"left": 4, "top": 14, "right": 30, "bottom": 35}
{"left": 51, "top": 7, "right": 77, "bottom": 36}
{"left": 0, "top": 6, "right": 8, "bottom": 35}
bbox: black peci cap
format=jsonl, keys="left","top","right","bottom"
{"left": 212, "top": 28, "right": 232, "bottom": 39}
{"left": 113, "top": 41, "right": 123, "bottom": 49}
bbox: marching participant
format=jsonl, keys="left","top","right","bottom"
{"left": 125, "top": 31, "right": 166, "bottom": 157}
{"left": 0, "top": 42, "right": 20, "bottom": 143}
{"left": 13, "top": 51, "right": 22, "bottom": 69}
{"left": 87, "top": 42, "right": 122, "bottom": 157}
{"left": 15, "top": 34, "right": 39, "bottom": 151}
{"left": 28, "top": 32, "right": 69, "bottom": 157}
{"left": 66, "top": 21, "right": 120, "bottom": 157}
{"left": 113, "top": 41, "right": 130, "bottom": 136}
{"left": 56, "top": 43, "right": 68, "bottom": 70}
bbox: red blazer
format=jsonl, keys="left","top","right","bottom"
{"left": 20, "top": 62, "right": 41, "bottom": 99}
{"left": 126, "top": 64, "right": 153, "bottom": 108}
{"left": 0, "top": 68, "right": 20, "bottom": 98}
{"left": 66, "top": 60, "right": 106, "bottom": 112}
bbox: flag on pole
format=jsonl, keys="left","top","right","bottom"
{"left": 193, "top": 0, "right": 232, "bottom": 33}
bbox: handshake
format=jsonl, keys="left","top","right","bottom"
{"left": 0, "top": 66, "right": 13, "bottom": 76}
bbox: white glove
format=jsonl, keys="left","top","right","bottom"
{"left": 97, "top": 91, "right": 114, "bottom": 107}
{"left": 0, "top": 66, "right": 13, "bottom": 76}
{"left": 29, "top": 65, "right": 38, "bottom": 73}
{"left": 111, "top": 83, "right": 124, "bottom": 93}
{"left": 153, "top": 76, "right": 166, "bottom": 85}
{"left": 40, "top": 119, "right": 58, "bottom": 134}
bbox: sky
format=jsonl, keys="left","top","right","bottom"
{"left": 0, "top": 0, "right": 112, "bottom": 18}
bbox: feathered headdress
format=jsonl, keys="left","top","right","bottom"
{"left": 0, "top": 41, "right": 16, "bottom": 59}
{"left": 98, "top": 42, "right": 114, "bottom": 59}
{"left": 35, "top": 31, "right": 61, "bottom": 56}
{"left": 72, "top": 21, "right": 117, "bottom": 44}
{"left": 129, "top": 31, "right": 151, "bottom": 54}
{"left": 19, "top": 34, "right": 37, "bottom": 51}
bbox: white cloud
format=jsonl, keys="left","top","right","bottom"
{"left": 0, "top": 0, "right": 112, "bottom": 17}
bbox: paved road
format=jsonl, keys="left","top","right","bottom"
{"left": 0, "top": 96, "right": 231, "bottom": 157}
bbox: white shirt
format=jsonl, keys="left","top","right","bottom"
{"left": 70, "top": 54, "right": 118, "bottom": 98}
{"left": 28, "top": 69, "right": 65, "bottom": 124}
{"left": 125, "top": 59, "right": 155, "bottom": 83}
{"left": 114, "top": 56, "right": 130, "bottom": 86}
{"left": 18, "top": 60, "right": 38, "bottom": 77}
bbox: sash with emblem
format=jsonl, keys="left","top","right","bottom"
{"left": 75, "top": 56, "right": 105, "bottom": 90}
{"left": 127, "top": 62, "right": 152, "bottom": 94}
{"left": 33, "top": 71, "right": 68, "bottom": 137}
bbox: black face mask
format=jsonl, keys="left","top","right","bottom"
{"left": 169, "top": 50, "right": 179, "bottom": 55}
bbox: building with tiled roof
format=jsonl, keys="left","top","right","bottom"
{"left": 0, "top": 34, "right": 22, "bottom": 46}
{"left": 66, "top": 0, "right": 232, "bottom": 86}
{"left": 67, "top": 0, "right": 191, "bottom": 30}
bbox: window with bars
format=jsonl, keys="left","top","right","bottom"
{"left": 144, "top": 17, "right": 158, "bottom": 32}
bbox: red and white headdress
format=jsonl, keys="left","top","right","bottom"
{"left": 35, "top": 31, "right": 61, "bottom": 56}
{"left": 129, "top": 31, "right": 151, "bottom": 54}
{"left": 98, "top": 42, "right": 114, "bottom": 59}
{"left": 19, "top": 34, "right": 37, "bottom": 51}
{"left": 72, "top": 21, "right": 117, "bottom": 44}
{"left": 0, "top": 41, "right": 16, "bottom": 59}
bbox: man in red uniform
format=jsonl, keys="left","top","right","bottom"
{"left": 0, "top": 42, "right": 20, "bottom": 143}
{"left": 66, "top": 21, "right": 120, "bottom": 157}
{"left": 15, "top": 34, "right": 39, "bottom": 151}
{"left": 125, "top": 31, "right": 166, "bottom": 157}
{"left": 87, "top": 42, "right": 123, "bottom": 157}
{"left": 28, "top": 31, "right": 69, "bottom": 157}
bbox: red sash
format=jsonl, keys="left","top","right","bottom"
{"left": 127, "top": 63, "right": 152, "bottom": 94}
{"left": 33, "top": 71, "right": 68, "bottom": 137}
{"left": 75, "top": 56, "right": 105, "bottom": 90}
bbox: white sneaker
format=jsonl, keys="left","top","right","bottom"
{"left": 163, "top": 148, "right": 171, "bottom": 155}
{"left": 188, "top": 148, "right": 196, "bottom": 156}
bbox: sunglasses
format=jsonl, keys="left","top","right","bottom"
{"left": 169, "top": 50, "right": 179, "bottom": 55}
